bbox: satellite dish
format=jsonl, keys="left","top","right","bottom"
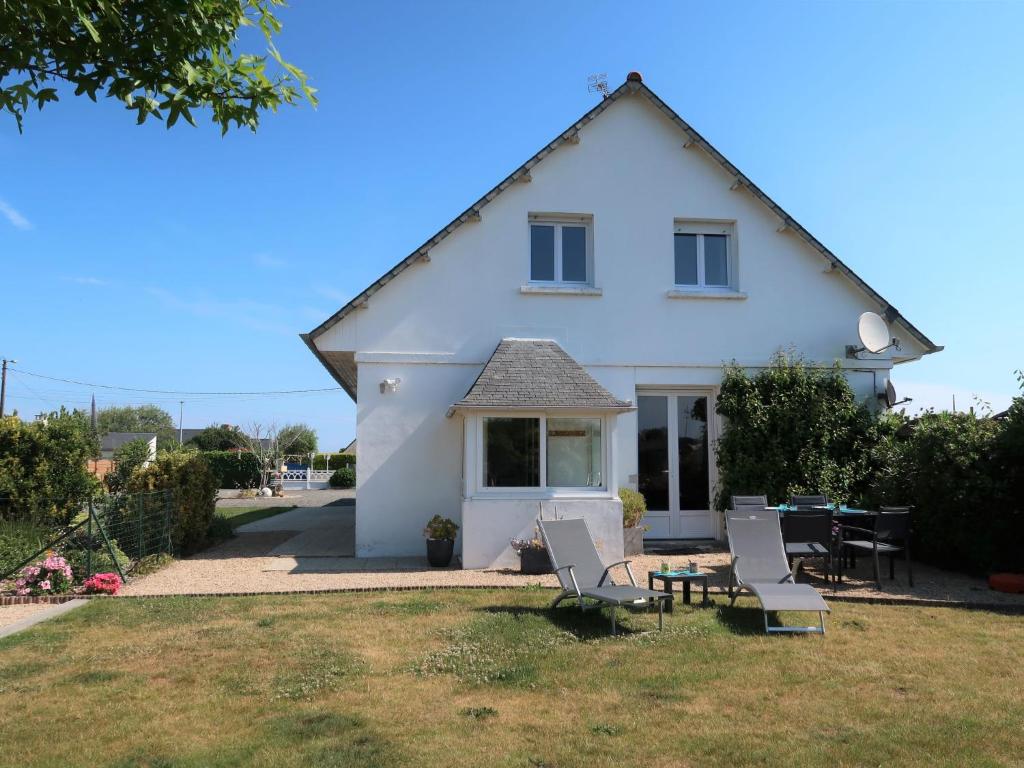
{"left": 879, "top": 379, "right": 912, "bottom": 409}
{"left": 847, "top": 311, "right": 899, "bottom": 358}
{"left": 858, "top": 312, "right": 891, "bottom": 354}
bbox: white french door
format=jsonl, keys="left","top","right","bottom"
{"left": 636, "top": 390, "right": 715, "bottom": 538}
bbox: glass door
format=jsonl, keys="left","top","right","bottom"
{"left": 637, "top": 392, "right": 713, "bottom": 538}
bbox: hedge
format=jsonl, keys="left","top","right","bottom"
{"left": 313, "top": 453, "right": 355, "bottom": 470}
{"left": 202, "top": 451, "right": 260, "bottom": 489}
{"left": 127, "top": 450, "right": 218, "bottom": 556}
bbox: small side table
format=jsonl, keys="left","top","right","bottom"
{"left": 648, "top": 571, "right": 710, "bottom": 611}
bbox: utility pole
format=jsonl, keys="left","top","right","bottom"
{"left": 0, "top": 358, "right": 16, "bottom": 418}
{"left": 178, "top": 400, "right": 184, "bottom": 445}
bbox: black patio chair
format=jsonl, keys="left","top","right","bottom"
{"left": 837, "top": 509, "right": 913, "bottom": 589}
{"left": 790, "top": 494, "right": 827, "bottom": 509}
{"left": 781, "top": 511, "right": 834, "bottom": 582}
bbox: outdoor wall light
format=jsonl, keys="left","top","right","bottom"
{"left": 380, "top": 378, "right": 401, "bottom": 394}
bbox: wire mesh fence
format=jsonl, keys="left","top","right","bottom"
{"left": 1, "top": 490, "right": 175, "bottom": 586}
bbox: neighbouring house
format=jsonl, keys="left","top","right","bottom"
{"left": 303, "top": 72, "right": 939, "bottom": 569}
{"left": 99, "top": 432, "right": 157, "bottom": 462}
{"left": 88, "top": 432, "right": 158, "bottom": 481}
{"left": 341, "top": 438, "right": 357, "bottom": 455}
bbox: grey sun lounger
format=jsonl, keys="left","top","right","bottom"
{"left": 727, "top": 516, "right": 830, "bottom": 635}
{"left": 538, "top": 518, "right": 670, "bottom": 635}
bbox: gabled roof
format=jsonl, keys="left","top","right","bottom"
{"left": 449, "top": 339, "right": 634, "bottom": 414}
{"left": 100, "top": 432, "right": 157, "bottom": 452}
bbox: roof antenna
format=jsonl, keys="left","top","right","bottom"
{"left": 587, "top": 73, "right": 610, "bottom": 99}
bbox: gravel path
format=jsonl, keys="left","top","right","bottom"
{"left": 121, "top": 530, "right": 1023, "bottom": 607}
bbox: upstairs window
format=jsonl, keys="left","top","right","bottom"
{"left": 529, "top": 215, "right": 592, "bottom": 284}
{"left": 674, "top": 222, "right": 735, "bottom": 289}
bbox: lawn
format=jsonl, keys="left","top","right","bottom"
{"left": 215, "top": 505, "right": 295, "bottom": 530}
{"left": 1, "top": 590, "right": 1021, "bottom": 768}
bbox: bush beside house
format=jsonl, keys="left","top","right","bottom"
{"left": 716, "top": 357, "right": 1024, "bottom": 574}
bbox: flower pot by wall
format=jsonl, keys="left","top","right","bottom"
{"left": 426, "top": 538, "right": 455, "bottom": 567}
{"left": 623, "top": 526, "right": 645, "bottom": 556}
{"left": 519, "top": 547, "right": 553, "bottom": 575}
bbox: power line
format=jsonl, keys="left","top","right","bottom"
{"left": 12, "top": 368, "right": 344, "bottom": 396}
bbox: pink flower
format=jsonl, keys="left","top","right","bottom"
{"left": 38, "top": 580, "right": 51, "bottom": 591}
{"left": 15, "top": 588, "right": 29, "bottom": 596}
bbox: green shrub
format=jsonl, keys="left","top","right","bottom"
{"left": 619, "top": 488, "right": 647, "bottom": 528}
{"left": 329, "top": 466, "right": 355, "bottom": 489}
{"left": 313, "top": 453, "right": 355, "bottom": 470}
{"left": 206, "top": 514, "right": 234, "bottom": 543}
{"left": 0, "top": 520, "right": 52, "bottom": 578}
{"left": 202, "top": 451, "right": 260, "bottom": 489}
{"left": 423, "top": 515, "right": 458, "bottom": 540}
{"left": 127, "top": 450, "right": 218, "bottom": 555}
{"left": 0, "top": 408, "right": 100, "bottom": 526}
{"left": 866, "top": 409, "right": 1017, "bottom": 573}
{"left": 714, "top": 353, "right": 877, "bottom": 510}
{"left": 60, "top": 529, "right": 131, "bottom": 581}
{"left": 106, "top": 438, "right": 153, "bottom": 494}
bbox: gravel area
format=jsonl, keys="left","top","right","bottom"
{"left": 121, "top": 531, "right": 1024, "bottom": 607}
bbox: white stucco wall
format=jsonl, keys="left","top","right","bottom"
{"left": 317, "top": 90, "right": 929, "bottom": 560}
{"left": 462, "top": 498, "right": 624, "bottom": 570}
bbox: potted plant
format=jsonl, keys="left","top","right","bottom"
{"left": 510, "top": 530, "right": 552, "bottom": 574}
{"left": 423, "top": 515, "right": 459, "bottom": 567}
{"left": 620, "top": 488, "right": 648, "bottom": 556}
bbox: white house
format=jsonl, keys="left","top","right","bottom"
{"left": 303, "top": 73, "right": 939, "bottom": 569}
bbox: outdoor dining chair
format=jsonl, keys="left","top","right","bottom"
{"left": 837, "top": 509, "right": 913, "bottom": 589}
{"left": 731, "top": 495, "right": 768, "bottom": 508}
{"left": 781, "top": 510, "right": 834, "bottom": 582}
{"left": 790, "top": 494, "right": 827, "bottom": 508}
{"left": 726, "top": 516, "right": 830, "bottom": 634}
{"left": 538, "top": 517, "right": 670, "bottom": 635}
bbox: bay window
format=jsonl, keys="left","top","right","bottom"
{"left": 480, "top": 414, "right": 605, "bottom": 491}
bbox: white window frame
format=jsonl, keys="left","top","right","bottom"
{"left": 528, "top": 214, "right": 594, "bottom": 286}
{"left": 673, "top": 220, "right": 737, "bottom": 291}
{"left": 472, "top": 411, "right": 609, "bottom": 497}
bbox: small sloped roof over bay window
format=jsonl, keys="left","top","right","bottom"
{"left": 449, "top": 338, "right": 634, "bottom": 415}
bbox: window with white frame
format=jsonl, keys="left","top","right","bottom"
{"left": 529, "top": 215, "right": 592, "bottom": 284}
{"left": 481, "top": 415, "right": 604, "bottom": 490}
{"left": 673, "top": 221, "right": 735, "bottom": 289}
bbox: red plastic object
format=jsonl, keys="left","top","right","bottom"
{"left": 988, "top": 573, "right": 1024, "bottom": 594}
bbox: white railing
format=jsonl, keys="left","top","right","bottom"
{"left": 278, "top": 469, "right": 335, "bottom": 489}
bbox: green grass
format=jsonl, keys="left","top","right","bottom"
{"left": 215, "top": 505, "right": 295, "bottom": 530}
{"left": 1, "top": 590, "right": 1022, "bottom": 768}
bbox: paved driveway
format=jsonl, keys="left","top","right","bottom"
{"left": 237, "top": 503, "right": 355, "bottom": 557}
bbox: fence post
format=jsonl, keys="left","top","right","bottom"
{"left": 93, "top": 501, "right": 128, "bottom": 583}
{"left": 137, "top": 492, "right": 145, "bottom": 558}
{"left": 306, "top": 465, "right": 311, "bottom": 490}
{"left": 86, "top": 497, "right": 94, "bottom": 579}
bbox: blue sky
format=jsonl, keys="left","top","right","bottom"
{"left": 2, "top": 0, "right": 1022, "bottom": 450}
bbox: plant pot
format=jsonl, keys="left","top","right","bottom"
{"left": 623, "top": 526, "right": 645, "bottom": 556}
{"left": 519, "top": 547, "right": 552, "bottom": 575}
{"left": 426, "top": 538, "right": 455, "bottom": 568}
